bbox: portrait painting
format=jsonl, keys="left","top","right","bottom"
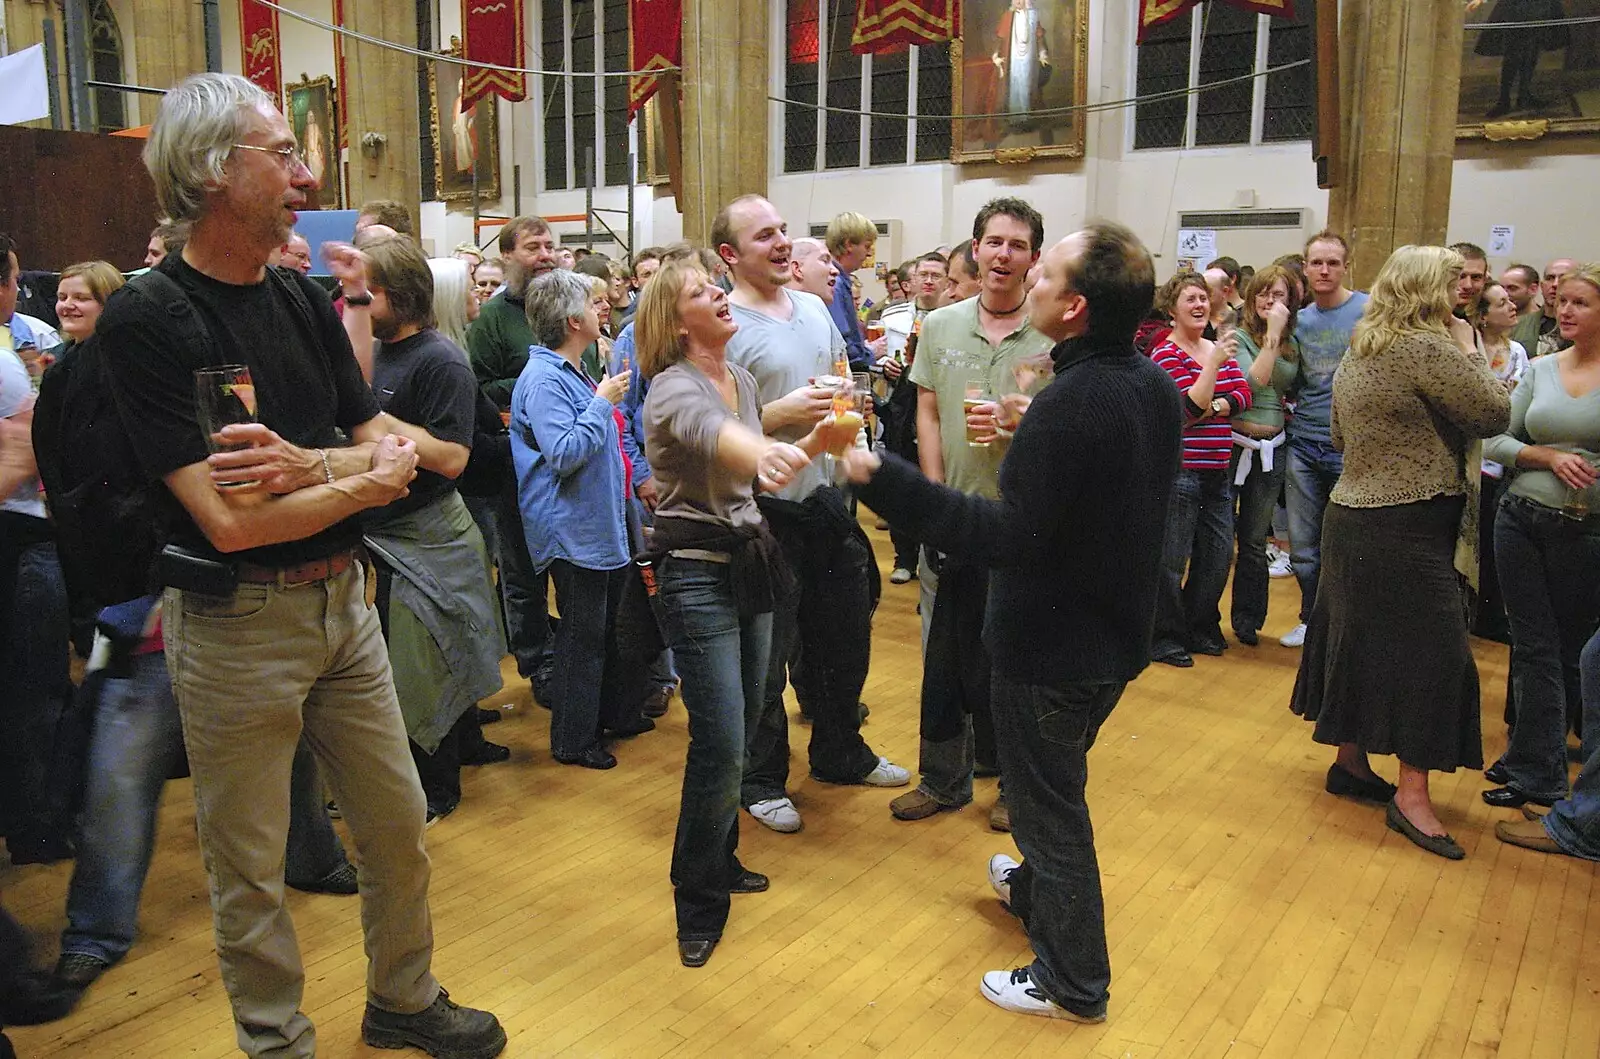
{"left": 1458, "top": 0, "right": 1600, "bottom": 139}
{"left": 952, "top": 0, "right": 1089, "bottom": 163}
{"left": 285, "top": 74, "right": 340, "bottom": 209}
{"left": 429, "top": 38, "right": 501, "bottom": 203}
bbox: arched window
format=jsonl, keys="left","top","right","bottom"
{"left": 89, "top": 0, "right": 127, "bottom": 133}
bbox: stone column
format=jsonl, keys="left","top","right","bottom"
{"left": 680, "top": 0, "right": 769, "bottom": 243}
{"left": 126, "top": 1, "right": 209, "bottom": 125}
{"left": 340, "top": 1, "right": 421, "bottom": 220}
{"left": 1327, "top": 0, "right": 1465, "bottom": 289}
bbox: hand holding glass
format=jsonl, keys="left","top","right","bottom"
{"left": 194, "top": 366, "right": 262, "bottom": 490}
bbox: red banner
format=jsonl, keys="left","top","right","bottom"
{"left": 239, "top": 0, "right": 281, "bottom": 99}
{"left": 332, "top": 0, "right": 348, "bottom": 150}
{"left": 462, "top": 0, "right": 527, "bottom": 108}
{"left": 851, "top": 0, "right": 956, "bottom": 56}
{"left": 1139, "top": 0, "right": 1295, "bottom": 43}
{"left": 629, "top": 0, "right": 681, "bottom": 119}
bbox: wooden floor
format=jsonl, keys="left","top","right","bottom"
{"left": 6, "top": 513, "right": 1599, "bottom": 1059}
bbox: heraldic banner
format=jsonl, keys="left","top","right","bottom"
{"left": 1138, "top": 0, "right": 1295, "bottom": 43}
{"left": 851, "top": 0, "right": 956, "bottom": 56}
{"left": 629, "top": 0, "right": 682, "bottom": 119}
{"left": 239, "top": 0, "right": 281, "bottom": 99}
{"left": 462, "top": 0, "right": 528, "bottom": 108}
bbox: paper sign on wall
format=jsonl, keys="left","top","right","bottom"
{"left": 1488, "top": 225, "right": 1515, "bottom": 257}
{"left": 1177, "top": 229, "right": 1218, "bottom": 264}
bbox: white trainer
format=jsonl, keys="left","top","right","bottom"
{"left": 889, "top": 567, "right": 913, "bottom": 585}
{"left": 987, "top": 853, "right": 1020, "bottom": 906}
{"left": 746, "top": 797, "right": 802, "bottom": 833}
{"left": 1267, "top": 545, "right": 1293, "bottom": 578}
{"left": 1279, "top": 623, "right": 1307, "bottom": 648}
{"left": 862, "top": 757, "right": 911, "bottom": 787}
{"left": 980, "top": 968, "right": 1106, "bottom": 1022}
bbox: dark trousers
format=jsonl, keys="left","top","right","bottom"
{"left": 547, "top": 560, "right": 627, "bottom": 759}
{"left": 283, "top": 736, "right": 352, "bottom": 888}
{"left": 742, "top": 512, "right": 880, "bottom": 804}
{"left": 1153, "top": 467, "right": 1235, "bottom": 655}
{"left": 882, "top": 381, "right": 920, "bottom": 571}
{"left": 991, "top": 675, "right": 1126, "bottom": 1021}
{"left": 918, "top": 558, "right": 996, "bottom": 805}
{"left": 468, "top": 479, "right": 554, "bottom": 681}
{"left": 1229, "top": 444, "right": 1286, "bottom": 636}
{"left": 0, "top": 538, "right": 72, "bottom": 856}
{"left": 409, "top": 709, "right": 488, "bottom": 814}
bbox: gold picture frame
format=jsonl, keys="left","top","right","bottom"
{"left": 285, "top": 74, "right": 340, "bottom": 208}
{"left": 428, "top": 37, "right": 501, "bottom": 203}
{"left": 643, "top": 98, "right": 670, "bottom": 187}
{"left": 952, "top": 0, "right": 1090, "bottom": 164}
{"left": 1457, "top": 2, "right": 1600, "bottom": 141}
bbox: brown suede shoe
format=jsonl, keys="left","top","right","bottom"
{"left": 890, "top": 788, "right": 964, "bottom": 821}
{"left": 989, "top": 796, "right": 1011, "bottom": 833}
{"left": 1495, "top": 818, "right": 1566, "bottom": 855}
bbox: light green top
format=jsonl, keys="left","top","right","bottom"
{"left": 1483, "top": 353, "right": 1600, "bottom": 510}
{"left": 905, "top": 298, "right": 1052, "bottom": 499}
{"left": 1230, "top": 331, "right": 1301, "bottom": 431}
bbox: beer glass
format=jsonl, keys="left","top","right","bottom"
{"left": 194, "top": 365, "right": 261, "bottom": 489}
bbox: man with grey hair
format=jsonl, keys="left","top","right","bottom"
{"left": 97, "top": 73, "right": 504, "bottom": 1058}
{"left": 785, "top": 237, "right": 839, "bottom": 305}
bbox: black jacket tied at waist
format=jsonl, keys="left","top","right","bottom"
{"left": 644, "top": 515, "right": 794, "bottom": 619}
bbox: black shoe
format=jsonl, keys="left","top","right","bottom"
{"left": 554, "top": 747, "right": 617, "bottom": 770}
{"left": 605, "top": 716, "right": 656, "bottom": 738}
{"left": 858, "top": 702, "right": 871, "bottom": 724}
{"left": 1385, "top": 800, "right": 1465, "bottom": 860}
{"left": 475, "top": 707, "right": 503, "bottom": 726}
{"left": 678, "top": 938, "right": 718, "bottom": 967}
{"left": 462, "top": 740, "right": 511, "bottom": 766}
{"left": 1482, "top": 786, "right": 1558, "bottom": 809}
{"left": 52, "top": 952, "right": 111, "bottom": 990}
{"left": 1234, "top": 627, "right": 1259, "bottom": 647}
{"left": 362, "top": 987, "right": 507, "bottom": 1059}
{"left": 1188, "top": 636, "right": 1227, "bottom": 657}
{"left": 641, "top": 685, "right": 672, "bottom": 718}
{"left": 1325, "top": 764, "right": 1398, "bottom": 804}
{"left": 6, "top": 833, "right": 74, "bottom": 866}
{"left": 1154, "top": 649, "right": 1194, "bottom": 668}
{"left": 1485, "top": 762, "right": 1510, "bottom": 785}
{"left": 730, "top": 869, "right": 770, "bottom": 894}
{"left": 288, "top": 862, "right": 359, "bottom": 896}
{"left": 425, "top": 801, "right": 458, "bottom": 829}
{"left": 4, "top": 970, "right": 82, "bottom": 1024}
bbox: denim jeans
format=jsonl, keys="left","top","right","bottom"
{"left": 917, "top": 559, "right": 994, "bottom": 806}
{"left": 0, "top": 539, "right": 72, "bottom": 853}
{"left": 1230, "top": 444, "right": 1287, "bottom": 636}
{"left": 990, "top": 676, "right": 1127, "bottom": 1020}
{"left": 478, "top": 478, "right": 553, "bottom": 681}
{"left": 547, "top": 560, "right": 627, "bottom": 759}
{"left": 1492, "top": 495, "right": 1600, "bottom": 802}
{"left": 1153, "top": 467, "right": 1235, "bottom": 656}
{"left": 284, "top": 737, "right": 353, "bottom": 888}
{"left": 653, "top": 558, "right": 772, "bottom": 940}
{"left": 1286, "top": 438, "right": 1344, "bottom": 623}
{"left": 1543, "top": 626, "right": 1600, "bottom": 859}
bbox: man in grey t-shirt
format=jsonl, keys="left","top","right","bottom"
{"left": 716, "top": 195, "right": 910, "bottom": 834}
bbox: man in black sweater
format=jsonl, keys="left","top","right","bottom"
{"left": 843, "top": 222, "right": 1182, "bottom": 1023}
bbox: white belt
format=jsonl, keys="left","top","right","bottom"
{"left": 1231, "top": 430, "right": 1287, "bottom": 486}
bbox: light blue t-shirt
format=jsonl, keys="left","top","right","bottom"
{"left": 1290, "top": 290, "right": 1369, "bottom": 445}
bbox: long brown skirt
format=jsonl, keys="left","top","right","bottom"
{"left": 1289, "top": 496, "right": 1483, "bottom": 771}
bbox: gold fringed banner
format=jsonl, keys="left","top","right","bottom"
{"left": 851, "top": 0, "right": 956, "bottom": 55}
{"left": 462, "top": 0, "right": 527, "bottom": 108}
{"left": 629, "top": 0, "right": 682, "bottom": 119}
{"left": 1139, "top": 0, "right": 1296, "bottom": 43}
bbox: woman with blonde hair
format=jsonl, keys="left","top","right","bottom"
{"left": 1291, "top": 245, "right": 1511, "bottom": 860}
{"left": 427, "top": 256, "right": 479, "bottom": 350}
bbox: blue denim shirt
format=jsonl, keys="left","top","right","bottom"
{"left": 608, "top": 323, "right": 652, "bottom": 486}
{"left": 510, "top": 345, "right": 630, "bottom": 572}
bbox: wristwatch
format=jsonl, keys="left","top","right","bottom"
{"left": 1210, "top": 397, "right": 1231, "bottom": 418}
{"left": 343, "top": 290, "right": 374, "bottom": 306}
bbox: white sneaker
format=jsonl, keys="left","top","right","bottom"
{"left": 889, "top": 567, "right": 913, "bottom": 585}
{"left": 1268, "top": 547, "right": 1293, "bottom": 578}
{"left": 1279, "top": 623, "right": 1307, "bottom": 648}
{"left": 988, "top": 853, "right": 1020, "bottom": 906}
{"left": 862, "top": 756, "right": 911, "bottom": 787}
{"left": 980, "top": 968, "right": 1106, "bottom": 1022}
{"left": 747, "top": 797, "right": 802, "bottom": 833}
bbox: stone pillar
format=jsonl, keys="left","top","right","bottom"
{"left": 680, "top": 0, "right": 769, "bottom": 243}
{"left": 341, "top": 2, "right": 421, "bottom": 221}
{"left": 126, "top": 0, "right": 209, "bottom": 125}
{"left": 1327, "top": 0, "right": 1465, "bottom": 289}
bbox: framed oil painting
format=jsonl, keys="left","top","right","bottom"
{"left": 952, "top": 0, "right": 1090, "bottom": 163}
{"left": 1458, "top": 0, "right": 1600, "bottom": 140}
{"left": 428, "top": 38, "right": 501, "bottom": 202}
{"left": 285, "top": 74, "right": 341, "bottom": 209}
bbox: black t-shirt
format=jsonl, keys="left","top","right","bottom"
{"left": 367, "top": 329, "right": 477, "bottom": 520}
{"left": 100, "top": 256, "right": 382, "bottom": 567}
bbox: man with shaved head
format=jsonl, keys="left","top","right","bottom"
{"left": 785, "top": 237, "right": 839, "bottom": 304}
{"left": 1539, "top": 257, "right": 1579, "bottom": 356}
{"left": 1501, "top": 263, "right": 1543, "bottom": 350}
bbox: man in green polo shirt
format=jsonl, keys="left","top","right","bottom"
{"left": 892, "top": 197, "right": 1052, "bottom": 831}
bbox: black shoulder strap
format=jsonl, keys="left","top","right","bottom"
{"left": 267, "top": 266, "right": 325, "bottom": 344}
{"left": 127, "top": 269, "right": 223, "bottom": 369}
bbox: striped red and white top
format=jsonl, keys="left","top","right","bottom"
{"left": 1150, "top": 338, "right": 1253, "bottom": 471}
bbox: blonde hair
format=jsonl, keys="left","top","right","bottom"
{"left": 825, "top": 211, "right": 877, "bottom": 256}
{"left": 1348, "top": 245, "right": 1462, "bottom": 359}
{"left": 635, "top": 258, "right": 704, "bottom": 379}
{"left": 1559, "top": 263, "right": 1600, "bottom": 302}
{"left": 58, "top": 260, "right": 126, "bottom": 306}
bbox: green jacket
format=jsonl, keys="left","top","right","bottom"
{"left": 467, "top": 290, "right": 535, "bottom": 409}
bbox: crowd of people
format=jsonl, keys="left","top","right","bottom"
{"left": 3, "top": 70, "right": 1600, "bottom": 1057}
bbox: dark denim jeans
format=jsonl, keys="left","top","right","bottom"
{"left": 1492, "top": 495, "right": 1600, "bottom": 802}
{"left": 1153, "top": 467, "right": 1235, "bottom": 656}
{"left": 1230, "top": 443, "right": 1287, "bottom": 637}
{"left": 1544, "top": 626, "right": 1600, "bottom": 860}
{"left": 1286, "top": 437, "right": 1344, "bottom": 623}
{"left": 547, "top": 560, "right": 627, "bottom": 759}
{"left": 653, "top": 558, "right": 772, "bottom": 940}
{"left": 743, "top": 517, "right": 879, "bottom": 803}
{"left": 991, "top": 675, "right": 1127, "bottom": 1021}
{"left": 470, "top": 479, "right": 553, "bottom": 681}
{"left": 409, "top": 708, "right": 488, "bottom": 815}
{"left": 284, "top": 737, "right": 352, "bottom": 887}
{"left": 0, "top": 539, "right": 72, "bottom": 854}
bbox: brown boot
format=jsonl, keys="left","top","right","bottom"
{"left": 989, "top": 796, "right": 1011, "bottom": 833}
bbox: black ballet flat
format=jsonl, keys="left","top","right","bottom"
{"left": 1325, "top": 764, "right": 1398, "bottom": 805}
{"left": 730, "top": 870, "right": 769, "bottom": 894}
{"left": 1385, "top": 800, "right": 1465, "bottom": 861}
{"left": 1484, "top": 762, "right": 1509, "bottom": 785}
{"left": 678, "top": 938, "right": 718, "bottom": 968}
{"left": 1481, "top": 786, "right": 1557, "bottom": 810}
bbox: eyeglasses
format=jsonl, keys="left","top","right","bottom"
{"left": 231, "top": 142, "right": 308, "bottom": 171}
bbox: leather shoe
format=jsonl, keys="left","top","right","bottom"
{"left": 475, "top": 707, "right": 503, "bottom": 726}
{"left": 989, "top": 796, "right": 1011, "bottom": 833}
{"left": 1325, "top": 764, "right": 1398, "bottom": 804}
{"left": 1153, "top": 649, "right": 1194, "bottom": 668}
{"left": 288, "top": 862, "right": 358, "bottom": 896}
{"left": 1187, "top": 636, "right": 1227, "bottom": 657}
{"left": 1481, "top": 786, "right": 1557, "bottom": 809}
{"left": 1385, "top": 799, "right": 1465, "bottom": 860}
{"left": 1494, "top": 818, "right": 1566, "bottom": 855}
{"left": 678, "top": 938, "right": 717, "bottom": 967}
{"left": 1234, "top": 627, "right": 1259, "bottom": 647}
{"left": 4, "top": 971, "right": 81, "bottom": 1024}
{"left": 52, "top": 953, "right": 111, "bottom": 990}
{"left": 1484, "top": 761, "right": 1509, "bottom": 785}
{"left": 555, "top": 747, "right": 617, "bottom": 770}
{"left": 605, "top": 717, "right": 656, "bottom": 738}
{"left": 730, "top": 869, "right": 769, "bottom": 894}
{"left": 890, "top": 788, "right": 965, "bottom": 821}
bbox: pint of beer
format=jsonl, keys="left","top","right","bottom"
{"left": 963, "top": 382, "right": 991, "bottom": 449}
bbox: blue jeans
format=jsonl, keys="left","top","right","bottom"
{"left": 471, "top": 480, "right": 553, "bottom": 681}
{"left": 1492, "top": 495, "right": 1600, "bottom": 802}
{"left": 1286, "top": 438, "right": 1344, "bottom": 623}
{"left": 1153, "top": 467, "right": 1234, "bottom": 656}
{"left": 0, "top": 539, "right": 72, "bottom": 852}
{"left": 653, "top": 558, "right": 772, "bottom": 940}
{"left": 547, "top": 560, "right": 627, "bottom": 759}
{"left": 991, "top": 676, "right": 1127, "bottom": 1021}
{"left": 1544, "top": 627, "right": 1600, "bottom": 859}
{"left": 1230, "top": 444, "right": 1287, "bottom": 636}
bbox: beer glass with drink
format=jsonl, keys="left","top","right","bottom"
{"left": 194, "top": 365, "right": 262, "bottom": 489}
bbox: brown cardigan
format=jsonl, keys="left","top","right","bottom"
{"left": 1329, "top": 330, "right": 1511, "bottom": 509}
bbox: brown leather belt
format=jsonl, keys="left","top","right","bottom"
{"left": 237, "top": 548, "right": 360, "bottom": 587}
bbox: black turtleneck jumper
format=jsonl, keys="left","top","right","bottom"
{"left": 857, "top": 335, "right": 1183, "bottom": 685}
